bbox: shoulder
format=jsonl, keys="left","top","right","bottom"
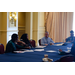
{"left": 7, "top": 40, "right": 15, "bottom": 46}
{"left": 48, "top": 37, "right": 52, "bottom": 40}
{"left": 66, "top": 37, "right": 70, "bottom": 39}
{"left": 41, "top": 37, "right": 45, "bottom": 40}
{"left": 7, "top": 40, "right": 12, "bottom": 44}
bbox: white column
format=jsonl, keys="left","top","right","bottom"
{"left": 7, "top": 12, "right": 18, "bottom": 43}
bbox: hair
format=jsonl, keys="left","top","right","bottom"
{"left": 11, "top": 33, "right": 18, "bottom": 42}
{"left": 70, "top": 30, "right": 74, "bottom": 33}
{"left": 20, "top": 33, "right": 30, "bottom": 44}
{"left": 45, "top": 31, "right": 49, "bottom": 34}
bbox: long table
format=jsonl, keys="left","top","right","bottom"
{"left": 0, "top": 42, "right": 72, "bottom": 62}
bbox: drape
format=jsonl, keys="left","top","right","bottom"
{"left": 45, "top": 12, "right": 73, "bottom": 42}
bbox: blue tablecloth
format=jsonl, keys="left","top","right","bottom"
{"left": 0, "top": 42, "right": 72, "bottom": 62}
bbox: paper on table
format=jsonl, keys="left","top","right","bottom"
{"left": 35, "top": 46, "right": 46, "bottom": 48}
{"left": 54, "top": 43, "right": 63, "bottom": 46}
{"left": 24, "top": 50, "right": 34, "bottom": 52}
{"left": 34, "top": 49, "right": 44, "bottom": 51}
{"left": 63, "top": 50, "right": 71, "bottom": 53}
{"left": 46, "top": 50, "right": 57, "bottom": 52}
{"left": 14, "top": 50, "right": 34, "bottom": 53}
{"left": 14, "top": 51, "right": 25, "bottom": 53}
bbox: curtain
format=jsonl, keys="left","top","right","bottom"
{"left": 45, "top": 12, "right": 74, "bottom": 42}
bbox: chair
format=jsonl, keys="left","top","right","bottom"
{"left": 39, "top": 39, "right": 41, "bottom": 46}
{"left": 30, "top": 40, "right": 36, "bottom": 47}
{"left": 17, "top": 42, "right": 22, "bottom": 50}
{"left": 55, "top": 55, "right": 74, "bottom": 62}
{"left": 0, "top": 43, "right": 4, "bottom": 54}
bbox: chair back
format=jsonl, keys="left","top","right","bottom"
{"left": 39, "top": 39, "right": 41, "bottom": 46}
{"left": 60, "top": 55, "right": 74, "bottom": 62}
{"left": 0, "top": 43, "right": 4, "bottom": 54}
{"left": 30, "top": 40, "right": 36, "bottom": 47}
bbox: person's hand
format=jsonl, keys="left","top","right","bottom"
{"left": 21, "top": 41, "right": 26, "bottom": 45}
{"left": 59, "top": 49, "right": 62, "bottom": 52}
{"left": 45, "top": 44, "right": 48, "bottom": 46}
{"left": 50, "top": 43, "right": 54, "bottom": 45}
{"left": 25, "top": 47, "right": 31, "bottom": 49}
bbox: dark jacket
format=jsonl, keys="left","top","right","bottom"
{"left": 5, "top": 40, "right": 25, "bottom": 53}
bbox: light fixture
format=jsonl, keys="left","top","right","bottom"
{"left": 9, "top": 12, "right": 17, "bottom": 20}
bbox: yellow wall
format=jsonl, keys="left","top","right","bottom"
{"left": 25, "top": 12, "right": 45, "bottom": 45}
{"left": 0, "top": 12, "right": 45, "bottom": 50}
{"left": 25, "top": 12, "right": 31, "bottom": 40}
{"left": 18, "top": 12, "right": 25, "bottom": 27}
{"left": 38, "top": 12, "right": 45, "bottom": 40}
{"left": 18, "top": 12, "right": 26, "bottom": 39}
{"left": 32, "top": 12, "right": 38, "bottom": 44}
{"left": 0, "top": 12, "right": 7, "bottom": 50}
{"left": 32, "top": 12, "right": 45, "bottom": 45}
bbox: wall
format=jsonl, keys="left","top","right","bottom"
{"left": 25, "top": 12, "right": 45, "bottom": 45}
{"left": 32, "top": 12, "right": 45, "bottom": 45}
{"left": 18, "top": 12, "right": 25, "bottom": 39}
{"left": 0, "top": 12, "right": 45, "bottom": 50}
{"left": 0, "top": 12, "right": 7, "bottom": 50}
{"left": 25, "top": 12, "right": 31, "bottom": 40}
{"left": 38, "top": 12, "right": 45, "bottom": 40}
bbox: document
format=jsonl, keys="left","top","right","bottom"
{"left": 24, "top": 50, "right": 34, "bottom": 52}
{"left": 14, "top": 50, "right": 34, "bottom": 53}
{"left": 14, "top": 51, "right": 25, "bottom": 53}
{"left": 34, "top": 49, "right": 44, "bottom": 51}
{"left": 63, "top": 50, "right": 71, "bottom": 53}
{"left": 46, "top": 50, "right": 57, "bottom": 52}
{"left": 54, "top": 43, "right": 63, "bottom": 46}
{"left": 35, "top": 46, "right": 46, "bottom": 48}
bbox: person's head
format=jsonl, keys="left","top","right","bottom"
{"left": 70, "top": 30, "right": 74, "bottom": 37}
{"left": 45, "top": 31, "right": 49, "bottom": 38}
{"left": 21, "top": 33, "right": 28, "bottom": 40}
{"left": 11, "top": 33, "right": 18, "bottom": 42}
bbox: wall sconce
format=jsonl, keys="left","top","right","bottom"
{"left": 9, "top": 12, "right": 17, "bottom": 24}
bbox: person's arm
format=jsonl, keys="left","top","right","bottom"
{"left": 41, "top": 38, "right": 46, "bottom": 46}
{"left": 17, "top": 40, "right": 26, "bottom": 45}
{"left": 50, "top": 38, "right": 54, "bottom": 43}
{"left": 66, "top": 37, "right": 70, "bottom": 42}
{"left": 15, "top": 44, "right": 30, "bottom": 49}
{"left": 59, "top": 49, "right": 70, "bottom": 55}
{"left": 49, "top": 38, "right": 54, "bottom": 45}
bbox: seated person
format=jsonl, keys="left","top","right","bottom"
{"left": 41, "top": 31, "right": 54, "bottom": 46}
{"left": 66, "top": 30, "right": 75, "bottom": 43}
{"left": 20, "top": 33, "right": 32, "bottom": 48}
{"left": 5, "top": 33, "right": 30, "bottom": 53}
{"left": 59, "top": 41, "right": 75, "bottom": 60}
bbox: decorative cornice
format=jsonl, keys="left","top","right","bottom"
{"left": 0, "top": 30, "right": 18, "bottom": 32}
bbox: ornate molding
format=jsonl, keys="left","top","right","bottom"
{"left": 0, "top": 30, "right": 18, "bottom": 32}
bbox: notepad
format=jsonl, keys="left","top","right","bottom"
{"left": 14, "top": 50, "right": 34, "bottom": 53}
{"left": 34, "top": 49, "right": 44, "bottom": 51}
{"left": 35, "top": 46, "right": 46, "bottom": 48}
{"left": 54, "top": 43, "right": 63, "bottom": 46}
{"left": 63, "top": 50, "right": 71, "bottom": 53}
{"left": 46, "top": 50, "right": 57, "bottom": 52}
{"left": 14, "top": 51, "right": 25, "bottom": 53}
{"left": 24, "top": 50, "right": 34, "bottom": 52}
